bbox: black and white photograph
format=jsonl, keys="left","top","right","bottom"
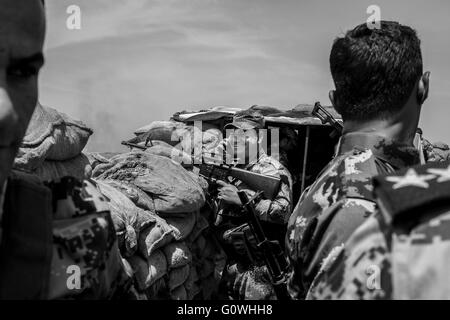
{"left": 1, "top": 0, "right": 450, "bottom": 310}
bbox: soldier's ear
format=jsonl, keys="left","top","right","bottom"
{"left": 329, "top": 90, "right": 342, "bottom": 115}
{"left": 417, "top": 71, "right": 430, "bottom": 105}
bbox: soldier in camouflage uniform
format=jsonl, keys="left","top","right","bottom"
{"left": 0, "top": 0, "right": 130, "bottom": 299}
{"left": 214, "top": 111, "right": 293, "bottom": 300}
{"left": 307, "top": 160, "right": 450, "bottom": 299}
{"left": 286, "top": 21, "right": 430, "bottom": 299}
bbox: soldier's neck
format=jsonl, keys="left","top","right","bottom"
{"left": 343, "top": 118, "right": 418, "bottom": 147}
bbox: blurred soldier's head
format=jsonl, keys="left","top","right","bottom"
{"left": 224, "top": 110, "right": 266, "bottom": 165}
{"left": 0, "top": 0, "right": 46, "bottom": 187}
{"left": 329, "top": 21, "right": 429, "bottom": 142}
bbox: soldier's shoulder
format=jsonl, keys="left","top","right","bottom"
{"left": 374, "top": 160, "right": 450, "bottom": 225}
{"left": 256, "top": 154, "right": 291, "bottom": 177}
{"left": 309, "top": 147, "right": 378, "bottom": 200}
{"left": 45, "top": 176, "right": 111, "bottom": 216}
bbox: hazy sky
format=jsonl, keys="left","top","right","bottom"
{"left": 40, "top": 0, "right": 450, "bottom": 152}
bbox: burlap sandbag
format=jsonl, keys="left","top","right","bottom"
{"left": 198, "top": 259, "right": 215, "bottom": 280}
{"left": 185, "top": 267, "right": 201, "bottom": 300}
{"left": 165, "top": 212, "right": 197, "bottom": 241}
{"left": 15, "top": 102, "right": 93, "bottom": 171}
{"left": 146, "top": 277, "right": 168, "bottom": 299}
{"left": 170, "top": 285, "right": 187, "bottom": 300}
{"left": 95, "top": 152, "right": 205, "bottom": 213}
{"left": 128, "top": 250, "right": 168, "bottom": 291}
{"left": 168, "top": 264, "right": 190, "bottom": 291}
{"left": 146, "top": 143, "right": 193, "bottom": 165}
{"left": 103, "top": 179, "right": 157, "bottom": 213}
{"left": 34, "top": 153, "right": 91, "bottom": 182}
{"left": 138, "top": 218, "right": 175, "bottom": 258}
{"left": 193, "top": 235, "right": 207, "bottom": 258}
{"left": 133, "top": 121, "right": 192, "bottom": 146}
{"left": 185, "top": 210, "right": 210, "bottom": 244}
{"left": 163, "top": 242, "right": 192, "bottom": 270}
{"left": 202, "top": 126, "right": 223, "bottom": 153}
{"left": 95, "top": 179, "right": 156, "bottom": 257}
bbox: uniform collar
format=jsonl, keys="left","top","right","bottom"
{"left": 338, "top": 132, "right": 420, "bottom": 170}
{"left": 244, "top": 152, "right": 269, "bottom": 170}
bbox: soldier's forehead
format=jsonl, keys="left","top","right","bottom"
{"left": 0, "top": 0, "right": 45, "bottom": 54}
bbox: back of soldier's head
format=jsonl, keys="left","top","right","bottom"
{"left": 330, "top": 21, "right": 423, "bottom": 122}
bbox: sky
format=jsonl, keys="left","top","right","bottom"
{"left": 40, "top": 0, "right": 450, "bottom": 152}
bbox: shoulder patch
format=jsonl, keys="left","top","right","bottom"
{"left": 374, "top": 160, "right": 450, "bottom": 225}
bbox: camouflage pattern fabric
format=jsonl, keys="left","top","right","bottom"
{"left": 307, "top": 160, "right": 450, "bottom": 300}
{"left": 46, "top": 177, "right": 131, "bottom": 299}
{"left": 238, "top": 153, "right": 293, "bottom": 225}
{"left": 286, "top": 133, "right": 420, "bottom": 299}
{"left": 219, "top": 153, "right": 293, "bottom": 300}
{"left": 222, "top": 264, "right": 276, "bottom": 300}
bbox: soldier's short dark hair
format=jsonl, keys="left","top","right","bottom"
{"left": 330, "top": 21, "right": 423, "bottom": 121}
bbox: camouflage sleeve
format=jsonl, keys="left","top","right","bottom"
{"left": 242, "top": 174, "right": 292, "bottom": 225}
{"left": 306, "top": 213, "right": 391, "bottom": 300}
{"left": 287, "top": 197, "right": 377, "bottom": 299}
{"left": 46, "top": 177, "right": 132, "bottom": 300}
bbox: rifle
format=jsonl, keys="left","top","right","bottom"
{"left": 121, "top": 141, "right": 148, "bottom": 150}
{"left": 198, "top": 161, "right": 281, "bottom": 201}
{"left": 312, "top": 101, "right": 343, "bottom": 138}
{"left": 237, "top": 190, "right": 290, "bottom": 300}
{"left": 121, "top": 139, "right": 281, "bottom": 201}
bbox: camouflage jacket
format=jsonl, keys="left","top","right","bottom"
{"left": 285, "top": 132, "right": 420, "bottom": 299}
{"left": 0, "top": 171, "right": 130, "bottom": 299}
{"left": 219, "top": 153, "right": 293, "bottom": 226}
{"left": 307, "top": 160, "right": 450, "bottom": 300}
{"left": 240, "top": 153, "right": 293, "bottom": 225}
{"left": 218, "top": 154, "right": 293, "bottom": 300}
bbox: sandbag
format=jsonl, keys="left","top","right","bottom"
{"left": 200, "top": 274, "right": 218, "bottom": 300}
{"left": 95, "top": 179, "right": 155, "bottom": 257}
{"left": 33, "top": 153, "right": 92, "bottom": 182}
{"left": 103, "top": 179, "right": 157, "bottom": 213}
{"left": 146, "top": 144, "right": 193, "bottom": 165}
{"left": 198, "top": 259, "right": 215, "bottom": 280}
{"left": 186, "top": 281, "right": 201, "bottom": 300}
{"left": 172, "top": 106, "right": 242, "bottom": 122}
{"left": 186, "top": 170, "right": 209, "bottom": 195}
{"left": 184, "top": 267, "right": 201, "bottom": 299}
{"left": 170, "top": 285, "right": 187, "bottom": 300}
{"left": 168, "top": 264, "right": 190, "bottom": 290}
{"left": 423, "top": 139, "right": 450, "bottom": 162}
{"left": 128, "top": 251, "right": 168, "bottom": 291}
{"left": 86, "top": 152, "right": 113, "bottom": 169}
{"left": 247, "top": 105, "right": 282, "bottom": 116}
{"left": 163, "top": 242, "right": 192, "bottom": 269}
{"left": 96, "top": 152, "right": 205, "bottom": 213}
{"left": 193, "top": 235, "right": 207, "bottom": 258}
{"left": 139, "top": 218, "right": 175, "bottom": 258}
{"left": 186, "top": 210, "right": 210, "bottom": 243}
{"left": 146, "top": 277, "right": 169, "bottom": 299}
{"left": 15, "top": 102, "right": 93, "bottom": 171}
{"left": 133, "top": 121, "right": 192, "bottom": 146}
{"left": 165, "top": 212, "right": 197, "bottom": 241}
{"left": 202, "top": 127, "right": 222, "bottom": 151}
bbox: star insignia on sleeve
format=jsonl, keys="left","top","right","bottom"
{"left": 386, "top": 168, "right": 435, "bottom": 189}
{"left": 427, "top": 165, "right": 450, "bottom": 183}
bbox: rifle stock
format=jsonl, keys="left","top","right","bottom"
{"left": 238, "top": 191, "right": 290, "bottom": 300}
{"left": 199, "top": 163, "right": 281, "bottom": 200}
